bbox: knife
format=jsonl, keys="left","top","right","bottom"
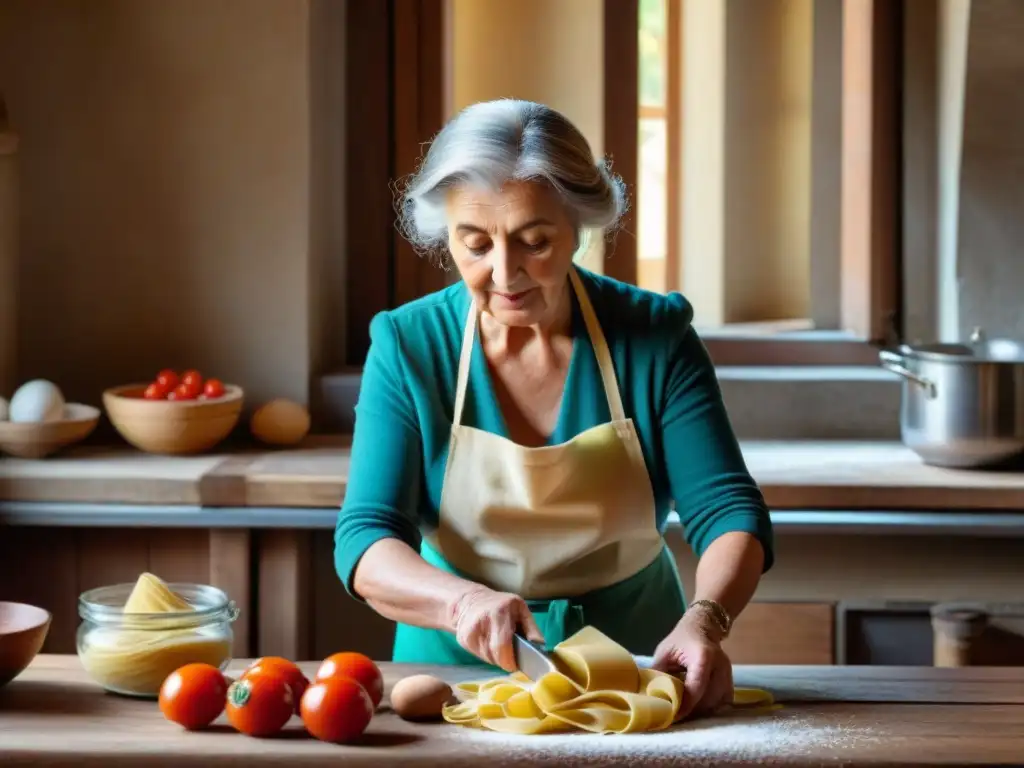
{"left": 512, "top": 634, "right": 559, "bottom": 680}
{"left": 512, "top": 633, "right": 655, "bottom": 680}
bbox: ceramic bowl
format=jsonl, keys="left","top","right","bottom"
{"left": 0, "top": 602, "right": 51, "bottom": 687}
{"left": 103, "top": 384, "right": 244, "bottom": 455}
{"left": 0, "top": 403, "right": 100, "bottom": 458}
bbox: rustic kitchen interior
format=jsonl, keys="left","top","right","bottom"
{"left": 1, "top": 0, "right": 1023, "bottom": 765}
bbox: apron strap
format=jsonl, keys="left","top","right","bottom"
{"left": 451, "top": 267, "right": 627, "bottom": 427}
{"left": 568, "top": 268, "right": 626, "bottom": 422}
{"left": 452, "top": 300, "right": 477, "bottom": 428}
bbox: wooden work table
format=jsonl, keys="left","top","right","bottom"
{"left": 2, "top": 656, "right": 1022, "bottom": 767}
{"left": 3, "top": 437, "right": 1024, "bottom": 513}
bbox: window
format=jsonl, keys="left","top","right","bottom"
{"left": 326, "top": 0, "right": 903, "bottom": 423}
{"left": 630, "top": 0, "right": 901, "bottom": 365}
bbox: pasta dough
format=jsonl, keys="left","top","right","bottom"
{"left": 442, "top": 626, "right": 773, "bottom": 735}
{"left": 79, "top": 573, "right": 232, "bottom": 698}
{"left": 123, "top": 572, "right": 192, "bottom": 613}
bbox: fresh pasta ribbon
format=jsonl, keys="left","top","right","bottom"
{"left": 442, "top": 626, "right": 773, "bottom": 735}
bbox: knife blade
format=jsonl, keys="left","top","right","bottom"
{"left": 512, "top": 634, "right": 656, "bottom": 680}
{"left": 512, "top": 633, "right": 557, "bottom": 681}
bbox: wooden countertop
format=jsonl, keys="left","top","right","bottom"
{"left": 3, "top": 437, "right": 1024, "bottom": 511}
{"left": 2, "top": 656, "right": 1022, "bottom": 767}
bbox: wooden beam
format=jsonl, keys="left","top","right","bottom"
{"left": 343, "top": 0, "right": 394, "bottom": 365}
{"left": 665, "top": 0, "right": 683, "bottom": 293}
{"left": 392, "top": 0, "right": 452, "bottom": 307}
{"left": 603, "top": 0, "right": 640, "bottom": 285}
{"left": 841, "top": 0, "right": 902, "bottom": 342}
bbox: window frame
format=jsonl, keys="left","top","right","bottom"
{"left": 331, "top": 0, "right": 902, "bottom": 381}
{"left": 632, "top": 0, "right": 903, "bottom": 366}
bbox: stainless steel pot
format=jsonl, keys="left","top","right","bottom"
{"left": 879, "top": 329, "right": 1024, "bottom": 468}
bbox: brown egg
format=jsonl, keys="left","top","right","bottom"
{"left": 250, "top": 398, "right": 311, "bottom": 446}
{"left": 389, "top": 674, "right": 454, "bottom": 721}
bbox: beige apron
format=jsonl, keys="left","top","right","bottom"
{"left": 426, "top": 268, "right": 666, "bottom": 600}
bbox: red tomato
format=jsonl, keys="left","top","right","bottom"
{"left": 181, "top": 370, "right": 203, "bottom": 390}
{"left": 203, "top": 378, "right": 226, "bottom": 399}
{"left": 171, "top": 382, "right": 200, "bottom": 401}
{"left": 300, "top": 677, "right": 374, "bottom": 744}
{"left": 315, "top": 652, "right": 383, "bottom": 708}
{"left": 156, "top": 369, "right": 179, "bottom": 390}
{"left": 144, "top": 382, "right": 168, "bottom": 401}
{"left": 225, "top": 674, "right": 294, "bottom": 738}
{"left": 241, "top": 657, "right": 309, "bottom": 715}
{"left": 158, "top": 663, "right": 228, "bottom": 731}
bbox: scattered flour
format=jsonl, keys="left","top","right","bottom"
{"left": 445, "top": 710, "right": 881, "bottom": 766}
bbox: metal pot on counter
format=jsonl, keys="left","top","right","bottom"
{"left": 879, "top": 329, "right": 1024, "bottom": 469}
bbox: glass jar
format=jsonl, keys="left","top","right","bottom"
{"left": 76, "top": 582, "right": 239, "bottom": 698}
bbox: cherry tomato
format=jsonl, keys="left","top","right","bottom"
{"left": 158, "top": 663, "right": 228, "bottom": 731}
{"left": 203, "top": 378, "right": 226, "bottom": 399}
{"left": 171, "top": 382, "right": 200, "bottom": 401}
{"left": 156, "top": 369, "right": 179, "bottom": 390}
{"left": 225, "top": 674, "right": 294, "bottom": 738}
{"left": 181, "top": 370, "right": 204, "bottom": 390}
{"left": 241, "top": 657, "right": 309, "bottom": 714}
{"left": 315, "top": 652, "right": 383, "bottom": 708}
{"left": 144, "top": 382, "right": 169, "bottom": 401}
{"left": 300, "top": 677, "right": 374, "bottom": 744}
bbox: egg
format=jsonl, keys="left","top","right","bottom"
{"left": 389, "top": 674, "right": 454, "bottom": 722}
{"left": 250, "top": 398, "right": 311, "bottom": 446}
{"left": 0, "top": 396, "right": 7, "bottom": 421}
{"left": 9, "top": 379, "right": 66, "bottom": 423}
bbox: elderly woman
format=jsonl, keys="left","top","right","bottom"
{"left": 335, "top": 99, "right": 773, "bottom": 719}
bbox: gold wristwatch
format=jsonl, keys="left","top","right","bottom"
{"left": 687, "top": 599, "right": 733, "bottom": 638}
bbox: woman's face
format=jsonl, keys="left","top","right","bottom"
{"left": 446, "top": 180, "right": 577, "bottom": 327}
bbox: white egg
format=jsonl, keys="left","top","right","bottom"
{"left": 9, "top": 379, "right": 66, "bottom": 423}
{"left": 0, "top": 396, "right": 8, "bottom": 421}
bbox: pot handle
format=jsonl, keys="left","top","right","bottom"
{"left": 879, "top": 349, "right": 937, "bottom": 398}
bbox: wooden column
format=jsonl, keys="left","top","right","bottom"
{"left": 840, "top": 0, "right": 901, "bottom": 341}
{"left": 208, "top": 529, "right": 253, "bottom": 658}
{"left": 256, "top": 530, "right": 312, "bottom": 660}
{"left": 0, "top": 94, "right": 18, "bottom": 397}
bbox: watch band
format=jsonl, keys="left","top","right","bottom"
{"left": 688, "top": 599, "right": 733, "bottom": 638}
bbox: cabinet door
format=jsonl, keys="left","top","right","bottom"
{"left": 724, "top": 602, "right": 835, "bottom": 665}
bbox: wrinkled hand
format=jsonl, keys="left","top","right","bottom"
{"left": 651, "top": 609, "right": 734, "bottom": 720}
{"left": 450, "top": 585, "right": 545, "bottom": 672}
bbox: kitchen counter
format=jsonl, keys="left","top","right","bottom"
{"left": 2, "top": 656, "right": 1022, "bottom": 767}
{"left": 2, "top": 437, "right": 1024, "bottom": 513}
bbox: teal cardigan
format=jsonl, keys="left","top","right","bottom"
{"left": 334, "top": 268, "right": 774, "bottom": 594}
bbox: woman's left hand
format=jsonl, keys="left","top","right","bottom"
{"left": 651, "top": 608, "right": 734, "bottom": 721}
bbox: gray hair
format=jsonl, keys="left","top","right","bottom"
{"left": 396, "top": 99, "right": 628, "bottom": 264}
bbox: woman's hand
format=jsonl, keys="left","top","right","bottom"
{"left": 651, "top": 607, "right": 734, "bottom": 720}
{"left": 450, "top": 585, "right": 545, "bottom": 672}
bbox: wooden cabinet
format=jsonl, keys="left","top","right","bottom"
{"left": 724, "top": 602, "right": 836, "bottom": 665}
{"left": 0, "top": 526, "right": 252, "bottom": 657}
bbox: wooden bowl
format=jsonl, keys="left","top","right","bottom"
{"left": 103, "top": 384, "right": 244, "bottom": 455}
{"left": 0, "top": 403, "right": 101, "bottom": 458}
{"left": 0, "top": 602, "right": 51, "bottom": 687}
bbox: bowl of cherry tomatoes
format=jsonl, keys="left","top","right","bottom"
{"left": 103, "top": 369, "right": 244, "bottom": 455}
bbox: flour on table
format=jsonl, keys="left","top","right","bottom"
{"left": 446, "top": 710, "right": 879, "bottom": 765}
